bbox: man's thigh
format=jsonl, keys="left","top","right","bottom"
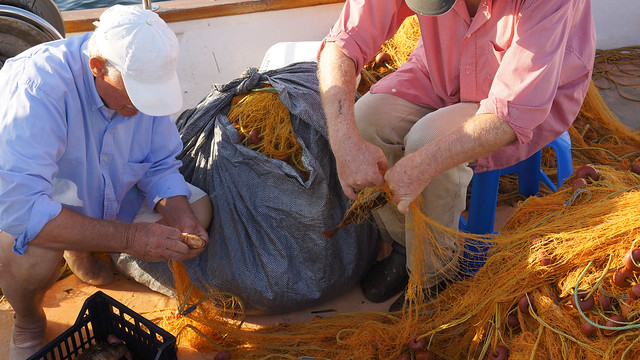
{"left": 0, "top": 230, "right": 62, "bottom": 295}
{"left": 405, "top": 102, "right": 479, "bottom": 153}
{"left": 355, "top": 92, "right": 433, "bottom": 165}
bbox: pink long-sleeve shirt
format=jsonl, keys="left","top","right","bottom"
{"left": 322, "top": 0, "right": 596, "bottom": 172}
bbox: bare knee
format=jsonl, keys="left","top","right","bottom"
{"left": 405, "top": 102, "right": 479, "bottom": 153}
{"left": 355, "top": 93, "right": 432, "bottom": 164}
{"left": 190, "top": 195, "right": 212, "bottom": 229}
{"left": 0, "top": 231, "right": 63, "bottom": 304}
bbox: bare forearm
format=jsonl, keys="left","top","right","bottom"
{"left": 318, "top": 42, "right": 359, "bottom": 146}
{"left": 154, "top": 195, "right": 192, "bottom": 229}
{"left": 30, "top": 201, "right": 201, "bottom": 262}
{"left": 385, "top": 112, "right": 517, "bottom": 213}
{"left": 30, "top": 207, "right": 129, "bottom": 252}
{"left": 416, "top": 113, "right": 518, "bottom": 177}
{"left": 317, "top": 42, "right": 387, "bottom": 197}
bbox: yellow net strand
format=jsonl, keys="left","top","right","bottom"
{"left": 593, "top": 46, "right": 640, "bottom": 102}
{"left": 159, "top": 16, "right": 640, "bottom": 360}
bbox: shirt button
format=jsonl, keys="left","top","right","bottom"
{"left": 103, "top": 156, "right": 108, "bottom": 162}
{"left": 391, "top": 88, "right": 397, "bottom": 93}
{"left": 466, "top": 66, "right": 472, "bottom": 74}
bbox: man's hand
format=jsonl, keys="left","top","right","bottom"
{"left": 333, "top": 137, "right": 387, "bottom": 200}
{"left": 384, "top": 151, "right": 431, "bottom": 215}
{"left": 182, "top": 233, "right": 207, "bottom": 249}
{"left": 154, "top": 195, "right": 210, "bottom": 258}
{"left": 176, "top": 217, "right": 209, "bottom": 253}
{"left": 123, "top": 222, "right": 201, "bottom": 262}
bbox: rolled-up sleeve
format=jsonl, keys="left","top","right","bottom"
{"left": 321, "top": 0, "right": 415, "bottom": 72}
{"left": 14, "top": 196, "right": 63, "bottom": 254}
{"left": 478, "top": 0, "right": 592, "bottom": 144}
{"left": 0, "top": 79, "right": 67, "bottom": 254}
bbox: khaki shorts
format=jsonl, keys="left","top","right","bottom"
{"left": 355, "top": 93, "right": 476, "bottom": 285}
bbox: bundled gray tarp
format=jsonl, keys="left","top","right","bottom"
{"left": 113, "top": 62, "right": 379, "bottom": 314}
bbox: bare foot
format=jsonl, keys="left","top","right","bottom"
{"left": 10, "top": 314, "right": 46, "bottom": 360}
{"left": 63, "top": 250, "right": 115, "bottom": 285}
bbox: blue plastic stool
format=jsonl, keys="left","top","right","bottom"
{"left": 458, "top": 130, "right": 572, "bottom": 275}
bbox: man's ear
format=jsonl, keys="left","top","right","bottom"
{"left": 89, "top": 56, "right": 107, "bottom": 77}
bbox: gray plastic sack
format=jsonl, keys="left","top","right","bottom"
{"left": 112, "top": 62, "right": 378, "bottom": 314}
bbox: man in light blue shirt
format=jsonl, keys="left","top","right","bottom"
{"left": 0, "top": 5, "right": 212, "bottom": 359}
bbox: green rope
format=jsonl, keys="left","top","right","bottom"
{"left": 574, "top": 260, "right": 640, "bottom": 331}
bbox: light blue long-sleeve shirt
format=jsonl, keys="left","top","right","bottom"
{"left": 0, "top": 33, "right": 190, "bottom": 255}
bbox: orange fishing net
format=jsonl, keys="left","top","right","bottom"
{"left": 161, "top": 16, "right": 640, "bottom": 360}
{"left": 228, "top": 87, "right": 309, "bottom": 180}
{"left": 358, "top": 15, "right": 421, "bottom": 95}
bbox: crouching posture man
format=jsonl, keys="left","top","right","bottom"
{"left": 0, "top": 5, "right": 212, "bottom": 359}
{"left": 318, "top": 0, "right": 596, "bottom": 311}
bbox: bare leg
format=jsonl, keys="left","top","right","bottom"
{"left": 0, "top": 231, "right": 63, "bottom": 360}
{"left": 135, "top": 185, "right": 213, "bottom": 230}
{"left": 63, "top": 250, "right": 115, "bottom": 286}
{"left": 189, "top": 194, "right": 213, "bottom": 229}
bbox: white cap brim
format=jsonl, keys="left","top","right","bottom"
{"left": 123, "top": 71, "right": 183, "bottom": 117}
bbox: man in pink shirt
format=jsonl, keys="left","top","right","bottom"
{"left": 318, "top": 0, "right": 596, "bottom": 311}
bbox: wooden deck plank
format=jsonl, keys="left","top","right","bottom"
{"left": 62, "top": 0, "right": 345, "bottom": 33}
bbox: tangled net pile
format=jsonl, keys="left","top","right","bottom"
{"left": 227, "top": 87, "right": 308, "bottom": 180}
{"left": 592, "top": 46, "right": 640, "bottom": 102}
{"left": 161, "top": 16, "right": 640, "bottom": 360}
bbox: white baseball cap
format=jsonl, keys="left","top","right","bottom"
{"left": 93, "top": 5, "right": 182, "bottom": 116}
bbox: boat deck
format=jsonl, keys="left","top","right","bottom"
{"left": 1, "top": 69, "right": 638, "bottom": 360}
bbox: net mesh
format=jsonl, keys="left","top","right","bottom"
{"left": 160, "top": 16, "right": 640, "bottom": 359}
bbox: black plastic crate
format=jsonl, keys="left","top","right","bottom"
{"left": 28, "top": 290, "right": 177, "bottom": 360}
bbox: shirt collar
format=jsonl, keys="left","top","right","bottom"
{"left": 454, "top": 0, "right": 491, "bottom": 23}
{"left": 80, "top": 34, "right": 109, "bottom": 114}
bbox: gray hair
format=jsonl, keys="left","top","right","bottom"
{"left": 87, "top": 33, "right": 122, "bottom": 80}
